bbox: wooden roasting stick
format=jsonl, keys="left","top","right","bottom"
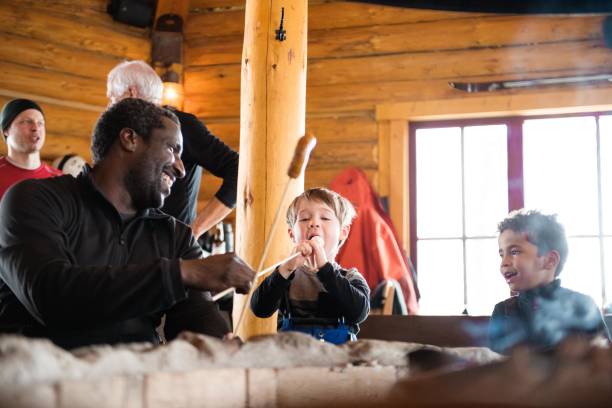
{"left": 211, "top": 252, "right": 302, "bottom": 301}
{"left": 229, "top": 134, "right": 317, "bottom": 335}
{"left": 212, "top": 134, "right": 317, "bottom": 302}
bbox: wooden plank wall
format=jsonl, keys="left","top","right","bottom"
{"left": 0, "top": 0, "right": 150, "bottom": 163}
{"left": 186, "top": 0, "right": 612, "bottom": 212}
{"left": 1, "top": 0, "right": 609, "bottom": 220}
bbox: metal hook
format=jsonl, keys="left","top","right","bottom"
{"left": 275, "top": 7, "right": 287, "bottom": 41}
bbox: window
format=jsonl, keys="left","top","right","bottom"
{"left": 410, "top": 113, "right": 612, "bottom": 315}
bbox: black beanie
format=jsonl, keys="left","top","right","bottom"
{"left": 1, "top": 99, "right": 45, "bottom": 136}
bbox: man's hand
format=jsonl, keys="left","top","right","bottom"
{"left": 180, "top": 253, "right": 255, "bottom": 294}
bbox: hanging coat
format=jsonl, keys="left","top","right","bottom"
{"left": 330, "top": 167, "right": 419, "bottom": 314}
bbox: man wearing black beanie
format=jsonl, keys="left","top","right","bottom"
{"left": 0, "top": 98, "right": 62, "bottom": 199}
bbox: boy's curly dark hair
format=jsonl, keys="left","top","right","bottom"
{"left": 91, "top": 98, "right": 179, "bottom": 163}
{"left": 498, "top": 209, "right": 568, "bottom": 276}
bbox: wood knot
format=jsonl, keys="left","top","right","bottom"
{"left": 243, "top": 185, "right": 254, "bottom": 208}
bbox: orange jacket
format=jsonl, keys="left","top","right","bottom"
{"left": 330, "top": 167, "right": 419, "bottom": 314}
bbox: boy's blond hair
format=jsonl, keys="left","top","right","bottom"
{"left": 286, "top": 187, "right": 356, "bottom": 228}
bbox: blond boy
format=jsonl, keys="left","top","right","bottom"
{"left": 250, "top": 187, "right": 370, "bottom": 344}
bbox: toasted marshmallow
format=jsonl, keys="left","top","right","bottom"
{"left": 310, "top": 235, "right": 324, "bottom": 247}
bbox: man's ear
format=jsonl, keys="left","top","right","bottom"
{"left": 544, "top": 250, "right": 560, "bottom": 271}
{"left": 118, "top": 128, "right": 139, "bottom": 153}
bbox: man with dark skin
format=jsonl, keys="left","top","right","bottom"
{"left": 0, "top": 98, "right": 254, "bottom": 348}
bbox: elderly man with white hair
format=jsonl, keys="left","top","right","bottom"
{"left": 106, "top": 60, "right": 238, "bottom": 240}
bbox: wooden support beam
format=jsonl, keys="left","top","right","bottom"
{"left": 376, "top": 86, "right": 612, "bottom": 121}
{"left": 389, "top": 120, "right": 409, "bottom": 254}
{"left": 377, "top": 121, "right": 390, "bottom": 198}
{"left": 234, "top": 0, "right": 308, "bottom": 340}
{"left": 378, "top": 120, "right": 409, "bottom": 253}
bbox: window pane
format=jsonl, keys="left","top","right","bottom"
{"left": 464, "top": 125, "right": 508, "bottom": 237}
{"left": 563, "top": 237, "right": 602, "bottom": 307}
{"left": 417, "top": 239, "right": 464, "bottom": 315}
{"left": 523, "top": 117, "right": 598, "bottom": 235}
{"left": 599, "top": 115, "right": 612, "bottom": 235}
{"left": 416, "top": 127, "right": 462, "bottom": 238}
{"left": 465, "top": 238, "right": 510, "bottom": 315}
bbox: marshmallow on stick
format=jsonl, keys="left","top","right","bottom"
{"left": 310, "top": 235, "right": 324, "bottom": 247}
{"left": 304, "top": 235, "right": 325, "bottom": 271}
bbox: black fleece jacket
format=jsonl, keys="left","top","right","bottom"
{"left": 0, "top": 168, "right": 210, "bottom": 348}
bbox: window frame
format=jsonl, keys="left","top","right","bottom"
{"left": 409, "top": 110, "right": 612, "bottom": 310}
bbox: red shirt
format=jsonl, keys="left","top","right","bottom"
{"left": 0, "top": 156, "right": 63, "bottom": 200}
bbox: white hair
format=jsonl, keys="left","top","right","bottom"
{"left": 106, "top": 60, "right": 163, "bottom": 104}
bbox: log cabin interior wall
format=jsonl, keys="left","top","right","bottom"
{"left": 2, "top": 0, "right": 611, "bottom": 241}
{"left": 185, "top": 0, "right": 612, "bottom": 240}
{"left": 0, "top": 0, "right": 150, "bottom": 161}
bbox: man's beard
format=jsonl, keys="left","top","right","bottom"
{"left": 124, "top": 161, "right": 164, "bottom": 210}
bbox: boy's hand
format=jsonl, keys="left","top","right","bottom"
{"left": 278, "top": 242, "right": 312, "bottom": 279}
{"left": 308, "top": 236, "right": 328, "bottom": 271}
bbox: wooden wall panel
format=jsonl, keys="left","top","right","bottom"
{"left": 0, "top": 32, "right": 124, "bottom": 80}
{"left": 198, "top": 113, "right": 379, "bottom": 211}
{"left": 187, "top": 67, "right": 612, "bottom": 119}
{"left": 204, "top": 114, "right": 377, "bottom": 146}
{"left": 186, "top": 15, "right": 604, "bottom": 66}
{"left": 0, "top": 0, "right": 150, "bottom": 165}
{"left": 186, "top": 40, "right": 611, "bottom": 94}
{"left": 183, "top": 2, "right": 612, "bottom": 223}
{"left": 187, "top": 2, "right": 480, "bottom": 39}
{"left": 0, "top": 1, "right": 149, "bottom": 60}
{"left": 0, "top": 62, "right": 107, "bottom": 106}
{"left": 189, "top": 0, "right": 246, "bottom": 10}
{"left": 197, "top": 168, "right": 379, "bottom": 209}
{"left": 16, "top": 0, "right": 129, "bottom": 21}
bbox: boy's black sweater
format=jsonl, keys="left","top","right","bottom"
{"left": 489, "top": 279, "right": 610, "bottom": 354}
{"left": 250, "top": 262, "right": 370, "bottom": 333}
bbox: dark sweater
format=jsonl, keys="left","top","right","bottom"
{"left": 489, "top": 279, "right": 610, "bottom": 354}
{"left": 0, "top": 168, "right": 223, "bottom": 348}
{"left": 250, "top": 262, "right": 370, "bottom": 333}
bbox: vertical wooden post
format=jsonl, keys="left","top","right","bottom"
{"left": 389, "top": 120, "right": 409, "bottom": 254}
{"left": 234, "top": 0, "right": 308, "bottom": 340}
{"left": 379, "top": 120, "right": 410, "bottom": 255}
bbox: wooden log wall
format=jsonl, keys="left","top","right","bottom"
{"left": 1, "top": 0, "right": 610, "bottom": 226}
{"left": 186, "top": 0, "right": 612, "bottom": 218}
{"left": 0, "top": 0, "right": 150, "bottom": 163}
